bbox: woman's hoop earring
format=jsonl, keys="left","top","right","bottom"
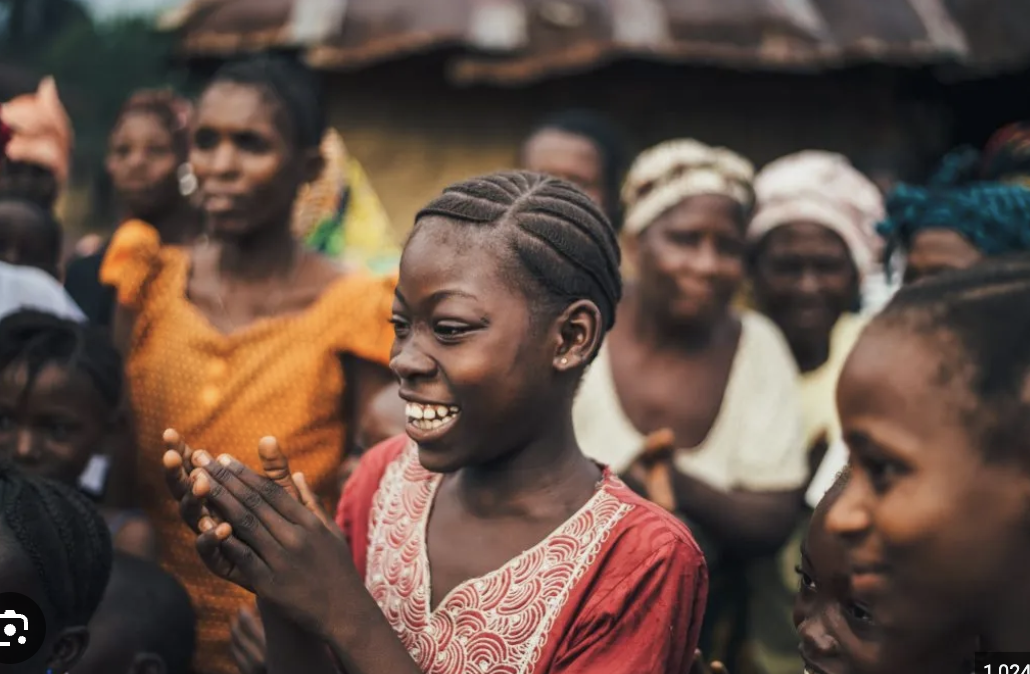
{"left": 177, "top": 162, "right": 198, "bottom": 197}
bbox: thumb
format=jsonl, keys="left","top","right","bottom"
{"left": 258, "top": 436, "right": 300, "bottom": 500}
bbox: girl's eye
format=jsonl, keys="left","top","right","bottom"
{"left": 434, "top": 323, "right": 471, "bottom": 339}
{"left": 860, "top": 455, "right": 904, "bottom": 493}
{"left": 795, "top": 565, "right": 816, "bottom": 592}
{"left": 48, "top": 422, "right": 73, "bottom": 443}
{"left": 846, "top": 601, "right": 875, "bottom": 624}
{"left": 193, "top": 129, "right": 218, "bottom": 150}
{"left": 389, "top": 317, "right": 410, "bottom": 338}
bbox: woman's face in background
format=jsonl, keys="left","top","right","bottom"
{"left": 521, "top": 129, "right": 605, "bottom": 209}
{"left": 106, "top": 111, "right": 182, "bottom": 220}
{"left": 633, "top": 195, "right": 746, "bottom": 329}
{"left": 903, "top": 230, "right": 983, "bottom": 285}
{"left": 751, "top": 221, "right": 858, "bottom": 362}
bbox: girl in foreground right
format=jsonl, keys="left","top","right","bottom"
{"left": 166, "top": 171, "right": 708, "bottom": 674}
{"left": 827, "top": 257, "right": 1030, "bottom": 671}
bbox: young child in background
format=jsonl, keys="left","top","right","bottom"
{"left": 0, "top": 465, "right": 113, "bottom": 674}
{"left": 73, "top": 552, "right": 196, "bottom": 674}
{"left": 796, "top": 468, "right": 969, "bottom": 674}
{"left": 0, "top": 309, "right": 156, "bottom": 558}
{"left": 0, "top": 195, "right": 63, "bottom": 278}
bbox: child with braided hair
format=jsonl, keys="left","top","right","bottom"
{"left": 163, "top": 170, "right": 708, "bottom": 674}
{"left": 0, "top": 464, "right": 113, "bottom": 673}
{"left": 0, "top": 309, "right": 157, "bottom": 559}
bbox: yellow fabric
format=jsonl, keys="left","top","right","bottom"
{"left": 100, "top": 220, "right": 396, "bottom": 674}
{"left": 797, "top": 312, "right": 868, "bottom": 449}
{"left": 292, "top": 129, "right": 400, "bottom": 274}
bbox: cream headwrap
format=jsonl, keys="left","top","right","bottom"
{"left": 622, "top": 139, "right": 755, "bottom": 236}
{"left": 749, "top": 151, "right": 884, "bottom": 279}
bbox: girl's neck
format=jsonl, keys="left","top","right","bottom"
{"left": 453, "top": 410, "right": 600, "bottom": 520}
{"left": 216, "top": 223, "right": 299, "bottom": 282}
{"left": 625, "top": 289, "right": 730, "bottom": 353}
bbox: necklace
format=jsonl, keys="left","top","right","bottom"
{"left": 212, "top": 241, "right": 304, "bottom": 331}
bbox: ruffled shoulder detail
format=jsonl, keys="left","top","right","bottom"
{"left": 99, "top": 220, "right": 166, "bottom": 311}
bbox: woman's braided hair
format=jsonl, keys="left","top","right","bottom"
{"left": 876, "top": 253, "right": 1030, "bottom": 464}
{"left": 0, "top": 465, "right": 112, "bottom": 626}
{"left": 414, "top": 171, "right": 622, "bottom": 348}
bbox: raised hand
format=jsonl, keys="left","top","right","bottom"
{"left": 162, "top": 428, "right": 247, "bottom": 587}
{"left": 189, "top": 448, "right": 359, "bottom": 637}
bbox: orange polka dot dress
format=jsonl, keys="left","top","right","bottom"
{"left": 101, "top": 221, "right": 396, "bottom": 674}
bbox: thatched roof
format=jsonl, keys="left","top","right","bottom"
{"left": 160, "top": 0, "right": 1030, "bottom": 84}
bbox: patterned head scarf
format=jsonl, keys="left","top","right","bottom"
{"left": 750, "top": 151, "right": 885, "bottom": 279}
{"left": 291, "top": 128, "right": 400, "bottom": 275}
{"left": 0, "top": 77, "right": 73, "bottom": 187}
{"left": 878, "top": 147, "right": 1030, "bottom": 259}
{"left": 622, "top": 139, "right": 754, "bottom": 236}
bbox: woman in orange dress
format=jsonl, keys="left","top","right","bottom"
{"left": 100, "top": 55, "right": 402, "bottom": 674}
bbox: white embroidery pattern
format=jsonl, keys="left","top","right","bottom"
{"left": 365, "top": 443, "right": 632, "bottom": 674}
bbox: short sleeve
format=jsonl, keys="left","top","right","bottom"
{"left": 550, "top": 543, "right": 708, "bottom": 674}
{"left": 730, "top": 314, "right": 807, "bottom": 492}
{"left": 334, "top": 272, "right": 396, "bottom": 367}
{"left": 98, "top": 220, "right": 164, "bottom": 311}
{"left": 335, "top": 435, "right": 408, "bottom": 577}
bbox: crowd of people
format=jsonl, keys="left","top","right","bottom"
{"left": 1, "top": 52, "right": 1030, "bottom": 674}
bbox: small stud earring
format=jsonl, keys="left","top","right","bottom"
{"left": 560, "top": 357, "right": 568, "bottom": 366}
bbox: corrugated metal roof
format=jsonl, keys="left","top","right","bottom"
{"left": 161, "top": 0, "right": 1030, "bottom": 84}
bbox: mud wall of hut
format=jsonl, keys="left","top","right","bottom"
{"left": 326, "top": 56, "right": 950, "bottom": 240}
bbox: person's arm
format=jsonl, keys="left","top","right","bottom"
{"left": 666, "top": 469, "right": 802, "bottom": 557}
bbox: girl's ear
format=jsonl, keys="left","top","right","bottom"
{"left": 47, "top": 626, "right": 89, "bottom": 673}
{"left": 552, "top": 299, "right": 604, "bottom": 372}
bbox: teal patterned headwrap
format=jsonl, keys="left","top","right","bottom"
{"left": 878, "top": 147, "right": 1030, "bottom": 259}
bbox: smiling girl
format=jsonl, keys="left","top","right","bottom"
{"left": 826, "top": 256, "right": 1030, "bottom": 670}
{"left": 164, "top": 171, "right": 709, "bottom": 674}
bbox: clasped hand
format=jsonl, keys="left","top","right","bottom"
{"left": 162, "top": 429, "right": 359, "bottom": 638}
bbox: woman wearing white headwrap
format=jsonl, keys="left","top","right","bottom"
{"left": 746, "top": 151, "right": 885, "bottom": 674}
{"left": 572, "top": 140, "right": 807, "bottom": 668}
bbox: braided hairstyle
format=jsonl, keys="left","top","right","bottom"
{"left": 0, "top": 309, "right": 124, "bottom": 412}
{"left": 208, "top": 54, "right": 326, "bottom": 152}
{"left": 113, "top": 88, "right": 191, "bottom": 161}
{"left": 0, "top": 464, "right": 113, "bottom": 626}
{"left": 525, "top": 110, "right": 630, "bottom": 231}
{"left": 414, "top": 171, "right": 622, "bottom": 357}
{"left": 874, "top": 254, "right": 1030, "bottom": 465}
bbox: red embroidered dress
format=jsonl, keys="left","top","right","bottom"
{"left": 336, "top": 436, "right": 709, "bottom": 674}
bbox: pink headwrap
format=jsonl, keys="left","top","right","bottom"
{"left": 749, "top": 151, "right": 884, "bottom": 279}
{"left": 0, "top": 77, "right": 74, "bottom": 187}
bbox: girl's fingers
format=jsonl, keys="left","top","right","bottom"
{"left": 257, "top": 437, "right": 301, "bottom": 500}
{"left": 711, "top": 662, "right": 728, "bottom": 674}
{"left": 293, "top": 472, "right": 333, "bottom": 529}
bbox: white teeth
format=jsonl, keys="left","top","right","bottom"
{"left": 405, "top": 402, "right": 461, "bottom": 428}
